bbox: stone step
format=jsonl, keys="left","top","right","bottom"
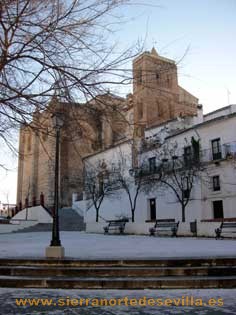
{"left": 14, "top": 208, "right": 85, "bottom": 233}
{"left": 0, "top": 266, "right": 235, "bottom": 277}
{"left": 0, "top": 275, "right": 235, "bottom": 289}
{"left": 0, "top": 257, "right": 235, "bottom": 288}
{"left": 58, "top": 208, "right": 85, "bottom": 231}
{"left": 14, "top": 223, "right": 52, "bottom": 233}
{"left": 0, "top": 257, "right": 235, "bottom": 267}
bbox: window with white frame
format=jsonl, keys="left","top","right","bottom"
{"left": 211, "top": 138, "right": 222, "bottom": 160}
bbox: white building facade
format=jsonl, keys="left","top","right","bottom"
{"left": 73, "top": 105, "right": 236, "bottom": 237}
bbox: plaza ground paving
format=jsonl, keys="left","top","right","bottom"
{"left": 0, "top": 288, "right": 235, "bottom": 315}
{"left": 0, "top": 231, "right": 235, "bottom": 259}
{"left": 0, "top": 232, "right": 235, "bottom": 314}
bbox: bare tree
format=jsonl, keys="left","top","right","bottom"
{"left": 108, "top": 145, "right": 145, "bottom": 223}
{"left": 0, "top": 0, "right": 139, "bottom": 147}
{"left": 142, "top": 137, "right": 202, "bottom": 222}
{"left": 115, "top": 166, "right": 144, "bottom": 222}
{"left": 84, "top": 160, "right": 114, "bottom": 222}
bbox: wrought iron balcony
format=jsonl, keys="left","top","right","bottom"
{"left": 139, "top": 142, "right": 236, "bottom": 178}
{"left": 139, "top": 163, "right": 163, "bottom": 177}
{"left": 201, "top": 141, "right": 236, "bottom": 163}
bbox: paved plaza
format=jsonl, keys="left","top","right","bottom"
{"left": 0, "top": 232, "right": 235, "bottom": 314}
{"left": 0, "top": 231, "right": 236, "bottom": 259}
{"left": 0, "top": 288, "right": 235, "bottom": 315}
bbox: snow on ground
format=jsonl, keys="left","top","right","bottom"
{"left": 0, "top": 232, "right": 235, "bottom": 314}
{"left": 0, "top": 232, "right": 235, "bottom": 259}
{"left": 1, "top": 288, "right": 235, "bottom": 315}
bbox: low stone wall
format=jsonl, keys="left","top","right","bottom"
{"left": 86, "top": 222, "right": 104, "bottom": 234}
{"left": 12, "top": 206, "right": 52, "bottom": 223}
{"left": 197, "top": 221, "right": 221, "bottom": 237}
{"left": 0, "top": 205, "right": 53, "bottom": 234}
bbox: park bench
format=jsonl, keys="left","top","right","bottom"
{"left": 103, "top": 219, "right": 127, "bottom": 235}
{"left": 215, "top": 221, "right": 236, "bottom": 239}
{"left": 149, "top": 219, "right": 179, "bottom": 237}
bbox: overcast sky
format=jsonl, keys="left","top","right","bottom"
{"left": 0, "top": 0, "right": 235, "bottom": 204}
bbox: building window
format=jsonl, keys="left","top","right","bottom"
{"left": 212, "top": 175, "right": 220, "bottom": 191}
{"left": 167, "top": 75, "right": 172, "bottom": 87}
{"left": 225, "top": 144, "right": 233, "bottom": 158}
{"left": 136, "top": 69, "right": 142, "bottom": 85}
{"left": 27, "top": 133, "right": 31, "bottom": 152}
{"left": 211, "top": 138, "right": 222, "bottom": 160}
{"left": 138, "top": 102, "right": 143, "bottom": 119}
{"left": 156, "top": 100, "right": 163, "bottom": 117}
{"left": 183, "top": 146, "right": 192, "bottom": 166}
{"left": 156, "top": 101, "right": 160, "bottom": 117}
{"left": 148, "top": 157, "right": 156, "bottom": 173}
{"left": 213, "top": 200, "right": 224, "bottom": 219}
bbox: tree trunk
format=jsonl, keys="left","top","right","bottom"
{"left": 182, "top": 204, "right": 186, "bottom": 222}
{"left": 96, "top": 210, "right": 99, "bottom": 222}
{"left": 131, "top": 209, "right": 135, "bottom": 223}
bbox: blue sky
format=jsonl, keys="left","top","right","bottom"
{"left": 116, "top": 0, "right": 236, "bottom": 112}
{"left": 0, "top": 0, "right": 236, "bottom": 203}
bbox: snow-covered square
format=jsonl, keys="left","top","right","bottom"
{"left": 0, "top": 231, "right": 235, "bottom": 259}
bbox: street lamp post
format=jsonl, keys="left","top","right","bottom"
{"left": 46, "top": 112, "right": 65, "bottom": 258}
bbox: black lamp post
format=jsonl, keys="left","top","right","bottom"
{"left": 50, "top": 112, "right": 64, "bottom": 247}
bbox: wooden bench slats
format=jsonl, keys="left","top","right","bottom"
{"left": 104, "top": 220, "right": 127, "bottom": 234}
{"left": 155, "top": 223, "right": 177, "bottom": 227}
{"left": 149, "top": 219, "right": 179, "bottom": 237}
{"left": 215, "top": 222, "right": 236, "bottom": 239}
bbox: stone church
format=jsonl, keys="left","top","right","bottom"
{"left": 16, "top": 48, "right": 199, "bottom": 209}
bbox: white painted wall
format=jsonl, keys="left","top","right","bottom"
{"left": 139, "top": 111, "right": 236, "bottom": 223}
{"left": 203, "top": 104, "right": 236, "bottom": 122}
{"left": 11, "top": 206, "right": 52, "bottom": 223}
{"left": 73, "top": 105, "right": 236, "bottom": 236}
{"left": 0, "top": 205, "right": 52, "bottom": 234}
{"left": 85, "top": 221, "right": 227, "bottom": 238}
{"left": 163, "top": 114, "right": 236, "bottom": 221}
{"left": 84, "top": 141, "right": 133, "bottom": 177}
{"left": 75, "top": 141, "right": 134, "bottom": 222}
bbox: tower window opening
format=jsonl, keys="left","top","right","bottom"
{"left": 138, "top": 102, "right": 143, "bottom": 119}
{"left": 136, "top": 69, "right": 142, "bottom": 85}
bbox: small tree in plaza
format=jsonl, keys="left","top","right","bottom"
{"left": 114, "top": 165, "right": 144, "bottom": 223}
{"left": 159, "top": 157, "right": 199, "bottom": 223}
{"left": 84, "top": 140, "right": 146, "bottom": 223}
{"left": 142, "top": 137, "right": 202, "bottom": 222}
{"left": 84, "top": 160, "right": 115, "bottom": 222}
{"left": 107, "top": 144, "right": 147, "bottom": 223}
